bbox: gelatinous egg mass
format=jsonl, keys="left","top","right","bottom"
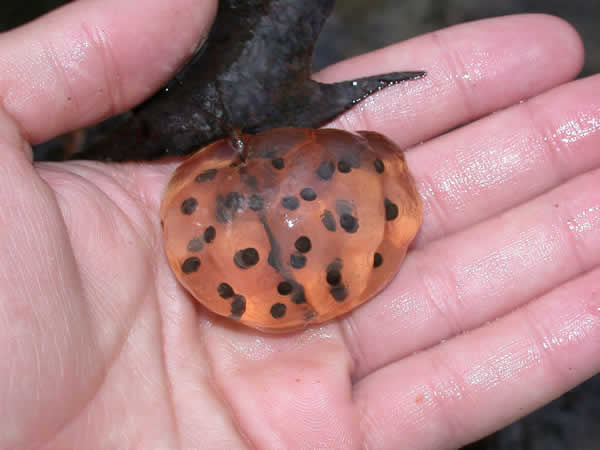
{"left": 160, "top": 127, "right": 422, "bottom": 332}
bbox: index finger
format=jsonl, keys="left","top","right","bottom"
{"left": 0, "top": 0, "right": 217, "bottom": 144}
{"left": 318, "top": 14, "right": 583, "bottom": 148}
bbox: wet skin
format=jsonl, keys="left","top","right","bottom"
{"left": 0, "top": 1, "right": 599, "bottom": 448}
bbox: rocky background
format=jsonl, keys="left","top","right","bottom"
{"left": 1, "top": 1, "right": 599, "bottom": 449}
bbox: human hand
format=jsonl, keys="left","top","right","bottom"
{"left": 1, "top": 1, "right": 598, "bottom": 448}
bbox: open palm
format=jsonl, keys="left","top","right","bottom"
{"left": 2, "top": 1, "right": 599, "bottom": 448}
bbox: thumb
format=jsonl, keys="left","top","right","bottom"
{"left": 0, "top": 0, "right": 217, "bottom": 144}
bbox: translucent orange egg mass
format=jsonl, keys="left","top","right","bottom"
{"left": 160, "top": 127, "right": 422, "bottom": 331}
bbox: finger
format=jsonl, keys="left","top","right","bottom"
{"left": 410, "top": 74, "right": 600, "bottom": 245}
{"left": 343, "top": 165, "right": 600, "bottom": 379}
{"left": 355, "top": 266, "right": 600, "bottom": 449}
{"left": 316, "top": 14, "right": 583, "bottom": 148}
{"left": 0, "top": 0, "right": 217, "bottom": 144}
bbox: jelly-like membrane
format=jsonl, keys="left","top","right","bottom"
{"left": 160, "top": 128, "right": 422, "bottom": 332}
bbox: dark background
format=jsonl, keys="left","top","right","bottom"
{"left": 1, "top": 1, "right": 599, "bottom": 449}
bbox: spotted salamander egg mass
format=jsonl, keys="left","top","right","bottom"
{"left": 160, "top": 127, "right": 422, "bottom": 332}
